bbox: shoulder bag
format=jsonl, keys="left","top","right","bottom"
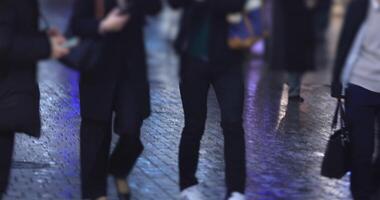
{"left": 321, "top": 99, "right": 351, "bottom": 179}
{"left": 59, "top": 0, "right": 105, "bottom": 72}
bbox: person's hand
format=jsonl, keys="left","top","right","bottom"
{"left": 47, "top": 27, "right": 61, "bottom": 37}
{"left": 50, "top": 35, "right": 70, "bottom": 59}
{"left": 99, "top": 8, "right": 129, "bottom": 34}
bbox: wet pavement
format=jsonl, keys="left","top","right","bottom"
{"left": 3, "top": 1, "right": 352, "bottom": 200}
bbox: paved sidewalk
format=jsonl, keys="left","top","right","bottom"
{"left": 3, "top": 1, "right": 352, "bottom": 200}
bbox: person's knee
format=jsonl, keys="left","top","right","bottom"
{"left": 132, "top": 137, "right": 144, "bottom": 154}
{"left": 81, "top": 118, "right": 110, "bottom": 131}
{"left": 221, "top": 119, "right": 244, "bottom": 136}
{"left": 182, "top": 118, "right": 206, "bottom": 139}
{"left": 119, "top": 133, "right": 144, "bottom": 153}
{"left": 351, "top": 148, "right": 373, "bottom": 164}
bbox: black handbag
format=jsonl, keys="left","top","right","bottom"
{"left": 0, "top": 86, "right": 41, "bottom": 137}
{"left": 59, "top": 0, "right": 105, "bottom": 71}
{"left": 59, "top": 36, "right": 103, "bottom": 72}
{"left": 321, "top": 99, "right": 351, "bottom": 179}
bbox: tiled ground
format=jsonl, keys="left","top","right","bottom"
{"left": 3, "top": 1, "right": 353, "bottom": 200}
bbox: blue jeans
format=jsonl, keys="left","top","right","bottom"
{"left": 287, "top": 72, "right": 303, "bottom": 97}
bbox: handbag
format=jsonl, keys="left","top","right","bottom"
{"left": 227, "top": 0, "right": 263, "bottom": 50}
{"left": 321, "top": 99, "right": 351, "bottom": 179}
{"left": 59, "top": 0, "right": 105, "bottom": 71}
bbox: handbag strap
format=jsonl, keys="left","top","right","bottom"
{"left": 332, "top": 98, "right": 346, "bottom": 130}
{"left": 95, "top": 0, "right": 105, "bottom": 19}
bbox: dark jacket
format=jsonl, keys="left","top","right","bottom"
{"left": 269, "top": 0, "right": 315, "bottom": 72}
{"left": 71, "top": 0, "right": 161, "bottom": 125}
{"left": 0, "top": 0, "right": 51, "bottom": 137}
{"left": 315, "top": 0, "right": 332, "bottom": 11}
{"left": 168, "top": 0, "right": 246, "bottom": 66}
{"left": 331, "top": 0, "right": 369, "bottom": 98}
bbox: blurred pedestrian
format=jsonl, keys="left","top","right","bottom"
{"left": 332, "top": 0, "right": 380, "bottom": 199}
{"left": 70, "top": 0, "right": 161, "bottom": 199}
{"left": 314, "top": 0, "right": 332, "bottom": 40}
{"left": 168, "top": 0, "right": 247, "bottom": 200}
{"left": 270, "top": 0, "right": 316, "bottom": 102}
{"left": 0, "top": 0, "right": 69, "bottom": 198}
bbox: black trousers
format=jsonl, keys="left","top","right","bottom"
{"left": 346, "top": 84, "right": 380, "bottom": 200}
{"left": 178, "top": 56, "right": 246, "bottom": 195}
{"left": 0, "top": 132, "right": 15, "bottom": 195}
{"left": 80, "top": 119, "right": 143, "bottom": 199}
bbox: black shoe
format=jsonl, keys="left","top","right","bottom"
{"left": 288, "top": 95, "right": 304, "bottom": 103}
{"left": 114, "top": 178, "right": 131, "bottom": 200}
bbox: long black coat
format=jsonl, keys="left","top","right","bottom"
{"left": 269, "top": 0, "right": 315, "bottom": 72}
{"left": 71, "top": 0, "right": 161, "bottom": 130}
{"left": 331, "top": 0, "right": 368, "bottom": 98}
{"left": 0, "top": 0, "right": 51, "bottom": 137}
{"left": 168, "top": 0, "right": 246, "bottom": 66}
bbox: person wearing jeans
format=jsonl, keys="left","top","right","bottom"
{"left": 287, "top": 72, "right": 303, "bottom": 99}
{"left": 270, "top": 0, "right": 316, "bottom": 102}
{"left": 168, "top": 0, "right": 247, "bottom": 200}
{"left": 345, "top": 85, "right": 380, "bottom": 200}
{"left": 332, "top": 0, "right": 380, "bottom": 199}
{"left": 314, "top": 0, "right": 332, "bottom": 40}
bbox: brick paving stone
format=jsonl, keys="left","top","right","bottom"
{"left": 3, "top": 1, "right": 352, "bottom": 200}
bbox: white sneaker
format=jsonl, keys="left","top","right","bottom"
{"left": 228, "top": 192, "right": 246, "bottom": 200}
{"left": 179, "top": 185, "right": 205, "bottom": 200}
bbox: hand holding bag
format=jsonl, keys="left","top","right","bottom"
{"left": 59, "top": 0, "right": 105, "bottom": 71}
{"left": 321, "top": 99, "right": 351, "bottom": 179}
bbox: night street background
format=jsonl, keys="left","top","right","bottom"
{"left": 4, "top": 1, "right": 352, "bottom": 199}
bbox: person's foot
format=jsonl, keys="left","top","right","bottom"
{"left": 288, "top": 95, "right": 304, "bottom": 103}
{"left": 180, "top": 185, "right": 204, "bottom": 200}
{"left": 227, "top": 192, "right": 245, "bottom": 200}
{"left": 115, "top": 178, "right": 131, "bottom": 200}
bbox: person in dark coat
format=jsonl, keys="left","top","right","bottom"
{"left": 70, "top": 0, "right": 161, "bottom": 199}
{"left": 0, "top": 0, "right": 69, "bottom": 198}
{"left": 331, "top": 0, "right": 380, "bottom": 199}
{"left": 270, "top": 0, "right": 315, "bottom": 102}
{"left": 314, "top": 0, "right": 332, "bottom": 40}
{"left": 168, "top": 0, "right": 247, "bottom": 199}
